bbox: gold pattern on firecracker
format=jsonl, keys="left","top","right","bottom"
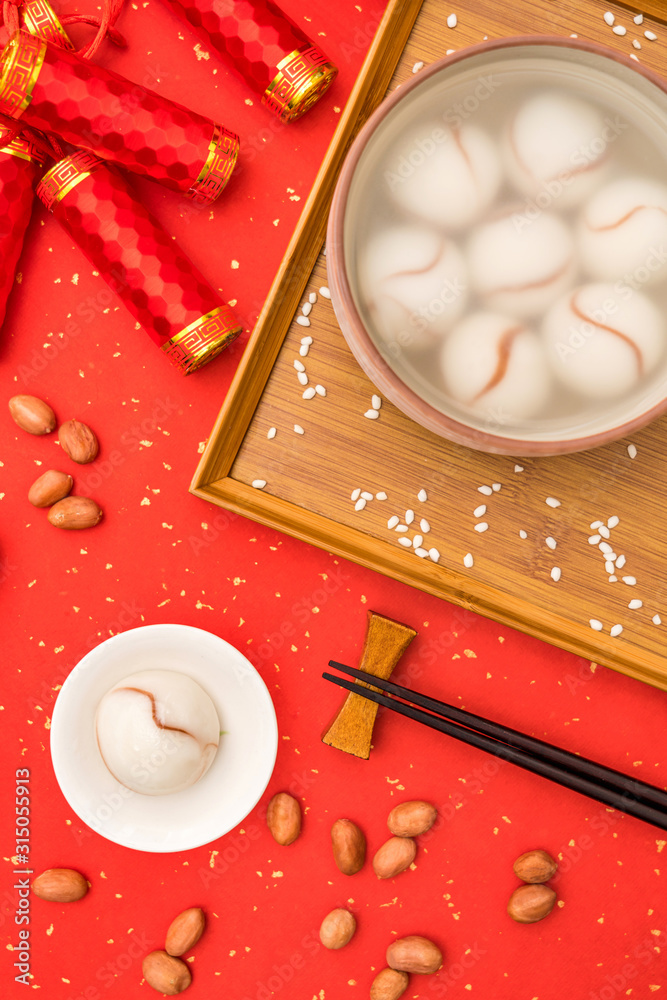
{"left": 22, "top": 0, "right": 75, "bottom": 50}
{"left": 0, "top": 129, "right": 47, "bottom": 165}
{"left": 0, "top": 31, "right": 46, "bottom": 119}
{"left": 188, "top": 123, "right": 240, "bottom": 204}
{"left": 264, "top": 45, "right": 338, "bottom": 123}
{"left": 36, "top": 150, "right": 103, "bottom": 210}
{"left": 162, "top": 306, "right": 242, "bottom": 374}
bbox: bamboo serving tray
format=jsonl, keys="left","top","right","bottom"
{"left": 192, "top": 0, "right": 667, "bottom": 691}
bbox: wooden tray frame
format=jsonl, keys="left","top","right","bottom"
{"left": 192, "top": 0, "right": 667, "bottom": 693}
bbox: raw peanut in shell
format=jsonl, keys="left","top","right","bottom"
{"left": 47, "top": 496, "right": 103, "bottom": 530}
{"left": 507, "top": 883, "right": 557, "bottom": 923}
{"left": 370, "top": 967, "right": 410, "bottom": 1000}
{"left": 386, "top": 935, "right": 443, "bottom": 974}
{"left": 142, "top": 950, "right": 192, "bottom": 995}
{"left": 58, "top": 418, "right": 99, "bottom": 464}
{"left": 387, "top": 800, "right": 437, "bottom": 838}
{"left": 28, "top": 469, "right": 73, "bottom": 508}
{"left": 372, "top": 835, "right": 417, "bottom": 879}
{"left": 165, "top": 907, "right": 205, "bottom": 956}
{"left": 266, "top": 791, "right": 301, "bottom": 845}
{"left": 32, "top": 868, "right": 88, "bottom": 902}
{"left": 513, "top": 848, "right": 558, "bottom": 884}
{"left": 9, "top": 394, "right": 56, "bottom": 435}
{"left": 331, "top": 818, "right": 366, "bottom": 875}
{"left": 319, "top": 907, "right": 356, "bottom": 949}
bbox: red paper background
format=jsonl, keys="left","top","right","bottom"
{"left": 2, "top": 2, "right": 667, "bottom": 998}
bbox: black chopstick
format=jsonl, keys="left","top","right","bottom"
{"left": 328, "top": 660, "right": 667, "bottom": 812}
{"left": 323, "top": 666, "right": 667, "bottom": 832}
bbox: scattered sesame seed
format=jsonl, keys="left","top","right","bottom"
{"left": 415, "top": 547, "right": 429, "bottom": 558}
{"left": 474, "top": 522, "right": 489, "bottom": 533}
{"left": 607, "top": 515, "right": 619, "bottom": 529}
{"left": 627, "top": 443, "right": 637, "bottom": 458}
{"left": 645, "top": 29, "right": 658, "bottom": 40}
{"left": 412, "top": 61, "right": 424, "bottom": 73}
{"left": 633, "top": 39, "right": 642, "bottom": 48}
{"left": 420, "top": 518, "right": 430, "bottom": 533}
{"left": 297, "top": 371, "right": 308, "bottom": 385}
{"left": 309, "top": 292, "right": 317, "bottom": 304}
{"left": 319, "top": 286, "right": 331, "bottom": 298}
{"left": 429, "top": 548, "right": 440, "bottom": 563}
{"left": 301, "top": 302, "right": 312, "bottom": 316}
{"left": 395, "top": 524, "right": 409, "bottom": 533}
{"left": 550, "top": 567, "right": 561, "bottom": 582}
{"left": 653, "top": 614, "right": 662, "bottom": 625}
{"left": 622, "top": 576, "right": 637, "bottom": 585}
{"left": 608, "top": 575, "right": 618, "bottom": 582}
{"left": 376, "top": 492, "right": 387, "bottom": 500}
{"left": 364, "top": 409, "right": 380, "bottom": 419}
{"left": 612, "top": 24, "right": 626, "bottom": 35}
{"left": 492, "top": 483, "right": 502, "bottom": 492}
{"left": 315, "top": 384, "right": 326, "bottom": 396}
{"left": 519, "top": 530, "right": 527, "bottom": 539}
{"left": 616, "top": 554, "right": 626, "bottom": 568}
{"left": 634, "top": 13, "right": 643, "bottom": 23}
{"left": 474, "top": 504, "right": 487, "bottom": 518}
{"left": 405, "top": 509, "right": 415, "bottom": 524}
{"left": 294, "top": 424, "right": 305, "bottom": 435}
{"left": 412, "top": 534, "right": 424, "bottom": 549}
{"left": 605, "top": 560, "right": 615, "bottom": 574}
{"left": 251, "top": 479, "right": 266, "bottom": 489}
{"left": 387, "top": 515, "right": 399, "bottom": 529}
{"left": 603, "top": 11, "right": 614, "bottom": 25}
{"left": 447, "top": 12, "right": 457, "bottom": 27}
{"left": 628, "top": 599, "right": 643, "bottom": 610}
{"left": 514, "top": 465, "right": 524, "bottom": 473}
{"left": 599, "top": 541, "right": 613, "bottom": 554}
{"left": 590, "top": 520, "right": 603, "bottom": 529}
{"left": 361, "top": 491, "right": 373, "bottom": 501}
{"left": 371, "top": 394, "right": 382, "bottom": 410}
{"left": 301, "top": 335, "right": 313, "bottom": 345}
{"left": 267, "top": 427, "right": 276, "bottom": 439}
{"left": 463, "top": 552, "right": 474, "bottom": 568}
{"left": 598, "top": 525, "right": 610, "bottom": 539}
{"left": 351, "top": 488, "right": 361, "bottom": 501}
{"left": 590, "top": 619, "right": 604, "bottom": 631}
{"left": 546, "top": 536, "right": 557, "bottom": 550}
{"left": 418, "top": 488, "right": 428, "bottom": 502}
{"left": 302, "top": 386, "right": 316, "bottom": 399}
{"left": 478, "top": 485, "right": 493, "bottom": 496}
{"left": 354, "top": 498, "right": 366, "bottom": 511}
{"left": 398, "top": 536, "right": 412, "bottom": 547}
{"left": 610, "top": 623, "right": 623, "bottom": 637}
{"left": 545, "top": 497, "right": 561, "bottom": 508}
{"left": 293, "top": 359, "right": 305, "bottom": 372}
{"left": 299, "top": 344, "right": 309, "bottom": 357}
{"left": 588, "top": 534, "right": 601, "bottom": 545}
{"left": 296, "top": 315, "right": 311, "bottom": 327}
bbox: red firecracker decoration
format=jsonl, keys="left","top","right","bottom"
{"left": 0, "top": 29, "right": 240, "bottom": 202}
{"left": 37, "top": 149, "right": 243, "bottom": 373}
{"left": 161, "top": 0, "right": 337, "bottom": 121}
{"left": 0, "top": 127, "right": 46, "bottom": 327}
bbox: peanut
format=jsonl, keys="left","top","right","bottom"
{"left": 372, "top": 836, "right": 417, "bottom": 879}
{"left": 9, "top": 394, "right": 56, "bottom": 435}
{"left": 319, "top": 908, "right": 356, "bottom": 949}
{"left": 28, "top": 469, "right": 73, "bottom": 507}
{"left": 387, "top": 800, "right": 437, "bottom": 838}
{"left": 266, "top": 791, "right": 301, "bottom": 845}
{"left": 331, "top": 818, "right": 366, "bottom": 875}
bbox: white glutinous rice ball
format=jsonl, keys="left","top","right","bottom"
{"left": 385, "top": 121, "right": 502, "bottom": 231}
{"left": 361, "top": 225, "right": 468, "bottom": 350}
{"left": 504, "top": 91, "right": 610, "bottom": 209}
{"left": 578, "top": 177, "right": 667, "bottom": 284}
{"left": 95, "top": 670, "right": 220, "bottom": 795}
{"left": 440, "top": 311, "right": 552, "bottom": 420}
{"left": 467, "top": 210, "right": 576, "bottom": 318}
{"left": 542, "top": 282, "right": 665, "bottom": 399}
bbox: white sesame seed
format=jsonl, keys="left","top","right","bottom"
{"left": 387, "top": 515, "right": 399, "bottom": 529}
{"left": 418, "top": 488, "right": 428, "bottom": 502}
{"left": 351, "top": 488, "right": 361, "bottom": 501}
{"left": 299, "top": 344, "right": 309, "bottom": 356}
{"left": 301, "top": 302, "right": 312, "bottom": 316}
{"left": 627, "top": 443, "right": 637, "bottom": 458}
{"left": 603, "top": 11, "right": 614, "bottom": 25}
{"left": 412, "top": 534, "right": 424, "bottom": 549}
{"left": 309, "top": 292, "right": 317, "bottom": 304}
{"left": 550, "top": 567, "right": 561, "bottom": 582}
{"left": 296, "top": 315, "right": 311, "bottom": 327}
{"left": 519, "top": 530, "right": 527, "bottom": 539}
{"left": 606, "top": 552, "right": 617, "bottom": 562}
{"left": 412, "top": 61, "right": 424, "bottom": 73}
{"left": 599, "top": 541, "right": 613, "bottom": 554}
{"left": 252, "top": 479, "right": 267, "bottom": 489}
{"left": 267, "top": 426, "right": 276, "bottom": 439}
{"left": 463, "top": 552, "right": 474, "bottom": 568}
{"left": 429, "top": 548, "right": 440, "bottom": 563}
{"left": 302, "top": 386, "right": 316, "bottom": 399}
{"left": 622, "top": 576, "right": 637, "bottom": 585}
{"left": 653, "top": 614, "right": 662, "bottom": 625}
{"left": 376, "top": 492, "right": 387, "bottom": 501}
{"left": 610, "top": 624, "right": 623, "bottom": 637}
{"left": 415, "top": 547, "right": 429, "bottom": 558}
{"left": 588, "top": 534, "right": 601, "bottom": 545}
{"left": 514, "top": 464, "right": 524, "bottom": 472}
{"left": 474, "top": 522, "right": 489, "bottom": 533}
{"left": 605, "top": 560, "right": 615, "bottom": 574}
{"left": 608, "top": 575, "right": 617, "bottom": 582}
{"left": 395, "top": 524, "right": 409, "bottom": 533}
{"left": 645, "top": 29, "right": 658, "bottom": 40}
{"left": 598, "top": 525, "right": 610, "bottom": 539}
{"left": 364, "top": 409, "right": 379, "bottom": 419}
{"left": 612, "top": 24, "right": 626, "bottom": 35}
{"left": 474, "top": 504, "right": 487, "bottom": 518}
{"left": 297, "top": 371, "right": 308, "bottom": 385}
{"left": 590, "top": 619, "right": 604, "bottom": 631}
{"left": 294, "top": 424, "right": 305, "bottom": 434}
{"left": 492, "top": 483, "right": 501, "bottom": 492}
{"left": 546, "top": 536, "right": 557, "bottom": 550}
{"left": 398, "top": 536, "right": 412, "bottom": 547}
{"left": 590, "top": 520, "right": 602, "bottom": 529}
{"left": 447, "top": 12, "right": 457, "bottom": 27}
{"left": 361, "top": 491, "right": 373, "bottom": 501}
{"left": 478, "top": 485, "right": 493, "bottom": 496}
{"left": 607, "top": 515, "right": 619, "bottom": 529}
{"left": 354, "top": 498, "right": 366, "bottom": 511}
{"left": 405, "top": 509, "right": 415, "bottom": 525}
{"left": 293, "top": 358, "right": 305, "bottom": 372}
{"left": 634, "top": 13, "right": 643, "bottom": 23}
{"left": 315, "top": 384, "right": 326, "bottom": 396}
{"left": 420, "top": 518, "right": 430, "bottom": 533}
{"left": 319, "top": 286, "right": 331, "bottom": 298}
{"left": 446, "top": 48, "right": 455, "bottom": 54}
{"left": 615, "top": 554, "right": 626, "bottom": 568}
{"left": 371, "top": 394, "right": 382, "bottom": 410}
{"left": 300, "top": 335, "right": 313, "bottom": 345}
{"left": 628, "top": 599, "right": 643, "bottom": 610}
{"left": 633, "top": 39, "right": 641, "bottom": 48}
{"left": 545, "top": 497, "right": 561, "bottom": 508}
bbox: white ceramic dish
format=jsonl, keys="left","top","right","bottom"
{"left": 50, "top": 624, "right": 278, "bottom": 853}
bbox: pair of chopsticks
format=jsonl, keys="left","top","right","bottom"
{"left": 323, "top": 662, "right": 667, "bottom": 832}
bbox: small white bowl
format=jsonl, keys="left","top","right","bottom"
{"left": 50, "top": 624, "right": 278, "bottom": 853}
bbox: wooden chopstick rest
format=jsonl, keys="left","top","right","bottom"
{"left": 321, "top": 610, "right": 417, "bottom": 759}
